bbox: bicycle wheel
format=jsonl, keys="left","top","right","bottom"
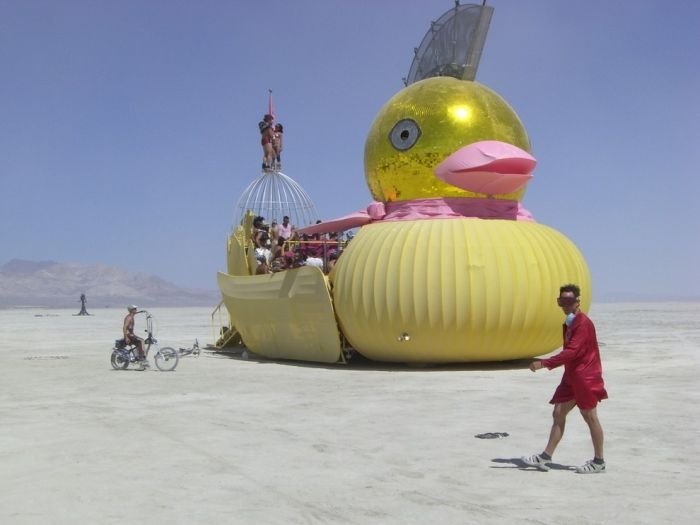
{"left": 154, "top": 347, "right": 179, "bottom": 371}
{"left": 111, "top": 350, "right": 129, "bottom": 370}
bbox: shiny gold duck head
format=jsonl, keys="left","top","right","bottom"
{"left": 364, "top": 77, "right": 533, "bottom": 203}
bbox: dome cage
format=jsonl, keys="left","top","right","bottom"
{"left": 234, "top": 170, "right": 319, "bottom": 229}
{"left": 405, "top": 2, "right": 493, "bottom": 86}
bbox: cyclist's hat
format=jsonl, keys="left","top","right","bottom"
{"left": 127, "top": 305, "right": 138, "bottom": 311}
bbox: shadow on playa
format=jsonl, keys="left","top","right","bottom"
{"left": 211, "top": 344, "right": 533, "bottom": 373}
{"left": 491, "top": 457, "right": 576, "bottom": 472}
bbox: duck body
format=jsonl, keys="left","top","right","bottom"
{"left": 331, "top": 219, "right": 590, "bottom": 363}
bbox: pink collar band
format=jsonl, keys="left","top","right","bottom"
{"left": 369, "top": 197, "right": 534, "bottom": 222}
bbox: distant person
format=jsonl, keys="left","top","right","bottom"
{"left": 327, "top": 250, "right": 341, "bottom": 272}
{"left": 77, "top": 293, "right": 89, "bottom": 315}
{"left": 253, "top": 215, "right": 272, "bottom": 264}
{"left": 258, "top": 114, "right": 275, "bottom": 170}
{"left": 278, "top": 216, "right": 293, "bottom": 242}
{"left": 272, "top": 123, "right": 283, "bottom": 168}
{"left": 270, "top": 255, "right": 286, "bottom": 273}
{"left": 270, "top": 220, "right": 280, "bottom": 246}
{"left": 123, "top": 305, "right": 148, "bottom": 369}
{"left": 255, "top": 257, "right": 270, "bottom": 274}
{"left": 303, "top": 234, "right": 324, "bottom": 269}
{"left": 271, "top": 236, "right": 285, "bottom": 262}
{"left": 292, "top": 250, "right": 307, "bottom": 268}
{"left": 522, "top": 284, "right": 607, "bottom": 474}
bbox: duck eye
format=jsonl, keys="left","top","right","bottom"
{"left": 389, "top": 119, "right": 421, "bottom": 151}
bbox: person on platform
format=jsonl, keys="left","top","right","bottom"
{"left": 258, "top": 114, "right": 275, "bottom": 170}
{"left": 278, "top": 216, "right": 293, "bottom": 242}
{"left": 272, "top": 123, "right": 283, "bottom": 169}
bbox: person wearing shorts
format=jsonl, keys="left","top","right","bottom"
{"left": 259, "top": 114, "right": 275, "bottom": 169}
{"left": 522, "top": 283, "right": 607, "bottom": 474}
{"left": 123, "top": 305, "right": 148, "bottom": 369}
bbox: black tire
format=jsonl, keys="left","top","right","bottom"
{"left": 154, "top": 347, "right": 179, "bottom": 372}
{"left": 111, "top": 350, "right": 129, "bottom": 370}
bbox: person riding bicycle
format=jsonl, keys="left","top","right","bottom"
{"left": 123, "top": 305, "right": 149, "bottom": 369}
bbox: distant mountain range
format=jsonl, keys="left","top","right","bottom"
{"left": 595, "top": 291, "right": 700, "bottom": 303}
{"left": 0, "top": 259, "right": 220, "bottom": 308}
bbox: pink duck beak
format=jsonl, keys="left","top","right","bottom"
{"left": 435, "top": 140, "right": 536, "bottom": 195}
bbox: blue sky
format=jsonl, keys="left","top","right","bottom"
{"left": 1, "top": 0, "right": 698, "bottom": 298}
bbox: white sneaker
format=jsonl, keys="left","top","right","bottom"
{"left": 575, "top": 459, "right": 606, "bottom": 474}
{"left": 521, "top": 453, "right": 551, "bottom": 471}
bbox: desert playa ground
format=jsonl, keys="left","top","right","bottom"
{"left": 0, "top": 303, "right": 698, "bottom": 524}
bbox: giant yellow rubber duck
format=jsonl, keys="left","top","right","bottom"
{"left": 217, "top": 6, "right": 591, "bottom": 364}
{"left": 328, "top": 76, "right": 591, "bottom": 362}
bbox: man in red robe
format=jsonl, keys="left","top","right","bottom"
{"left": 522, "top": 283, "right": 608, "bottom": 474}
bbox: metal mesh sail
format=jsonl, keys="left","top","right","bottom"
{"left": 405, "top": 3, "right": 493, "bottom": 85}
{"left": 234, "top": 171, "right": 319, "bottom": 228}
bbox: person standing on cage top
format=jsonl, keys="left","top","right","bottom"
{"left": 258, "top": 114, "right": 275, "bottom": 170}
{"left": 272, "top": 123, "right": 283, "bottom": 169}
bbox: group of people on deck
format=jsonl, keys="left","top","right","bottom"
{"left": 252, "top": 216, "right": 344, "bottom": 275}
{"left": 258, "top": 114, "right": 284, "bottom": 171}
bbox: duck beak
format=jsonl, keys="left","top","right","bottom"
{"left": 435, "top": 140, "right": 536, "bottom": 195}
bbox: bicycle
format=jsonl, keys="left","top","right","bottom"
{"left": 110, "top": 310, "right": 179, "bottom": 371}
{"left": 177, "top": 339, "right": 201, "bottom": 358}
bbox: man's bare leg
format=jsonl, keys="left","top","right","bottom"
{"left": 580, "top": 407, "right": 604, "bottom": 459}
{"left": 543, "top": 400, "right": 577, "bottom": 457}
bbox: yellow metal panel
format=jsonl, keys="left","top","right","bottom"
{"left": 332, "top": 219, "right": 590, "bottom": 363}
{"left": 227, "top": 228, "right": 252, "bottom": 276}
{"left": 241, "top": 211, "right": 255, "bottom": 240}
{"left": 217, "top": 266, "right": 343, "bottom": 363}
{"left": 246, "top": 238, "right": 257, "bottom": 275}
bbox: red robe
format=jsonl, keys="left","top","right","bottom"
{"left": 542, "top": 312, "right": 608, "bottom": 410}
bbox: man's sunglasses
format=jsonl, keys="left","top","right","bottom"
{"left": 557, "top": 296, "right": 578, "bottom": 307}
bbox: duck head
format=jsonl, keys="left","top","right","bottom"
{"left": 364, "top": 76, "right": 535, "bottom": 202}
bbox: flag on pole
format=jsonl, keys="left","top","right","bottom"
{"left": 268, "top": 89, "right": 276, "bottom": 120}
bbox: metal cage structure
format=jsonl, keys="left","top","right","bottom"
{"left": 233, "top": 170, "right": 319, "bottom": 229}
{"left": 405, "top": 2, "right": 493, "bottom": 85}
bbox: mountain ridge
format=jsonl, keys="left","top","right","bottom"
{"left": 0, "top": 259, "right": 219, "bottom": 308}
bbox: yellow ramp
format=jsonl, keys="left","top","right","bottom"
{"left": 217, "top": 266, "right": 343, "bottom": 363}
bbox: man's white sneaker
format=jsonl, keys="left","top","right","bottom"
{"left": 575, "top": 459, "right": 606, "bottom": 474}
{"left": 521, "top": 453, "right": 551, "bottom": 471}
